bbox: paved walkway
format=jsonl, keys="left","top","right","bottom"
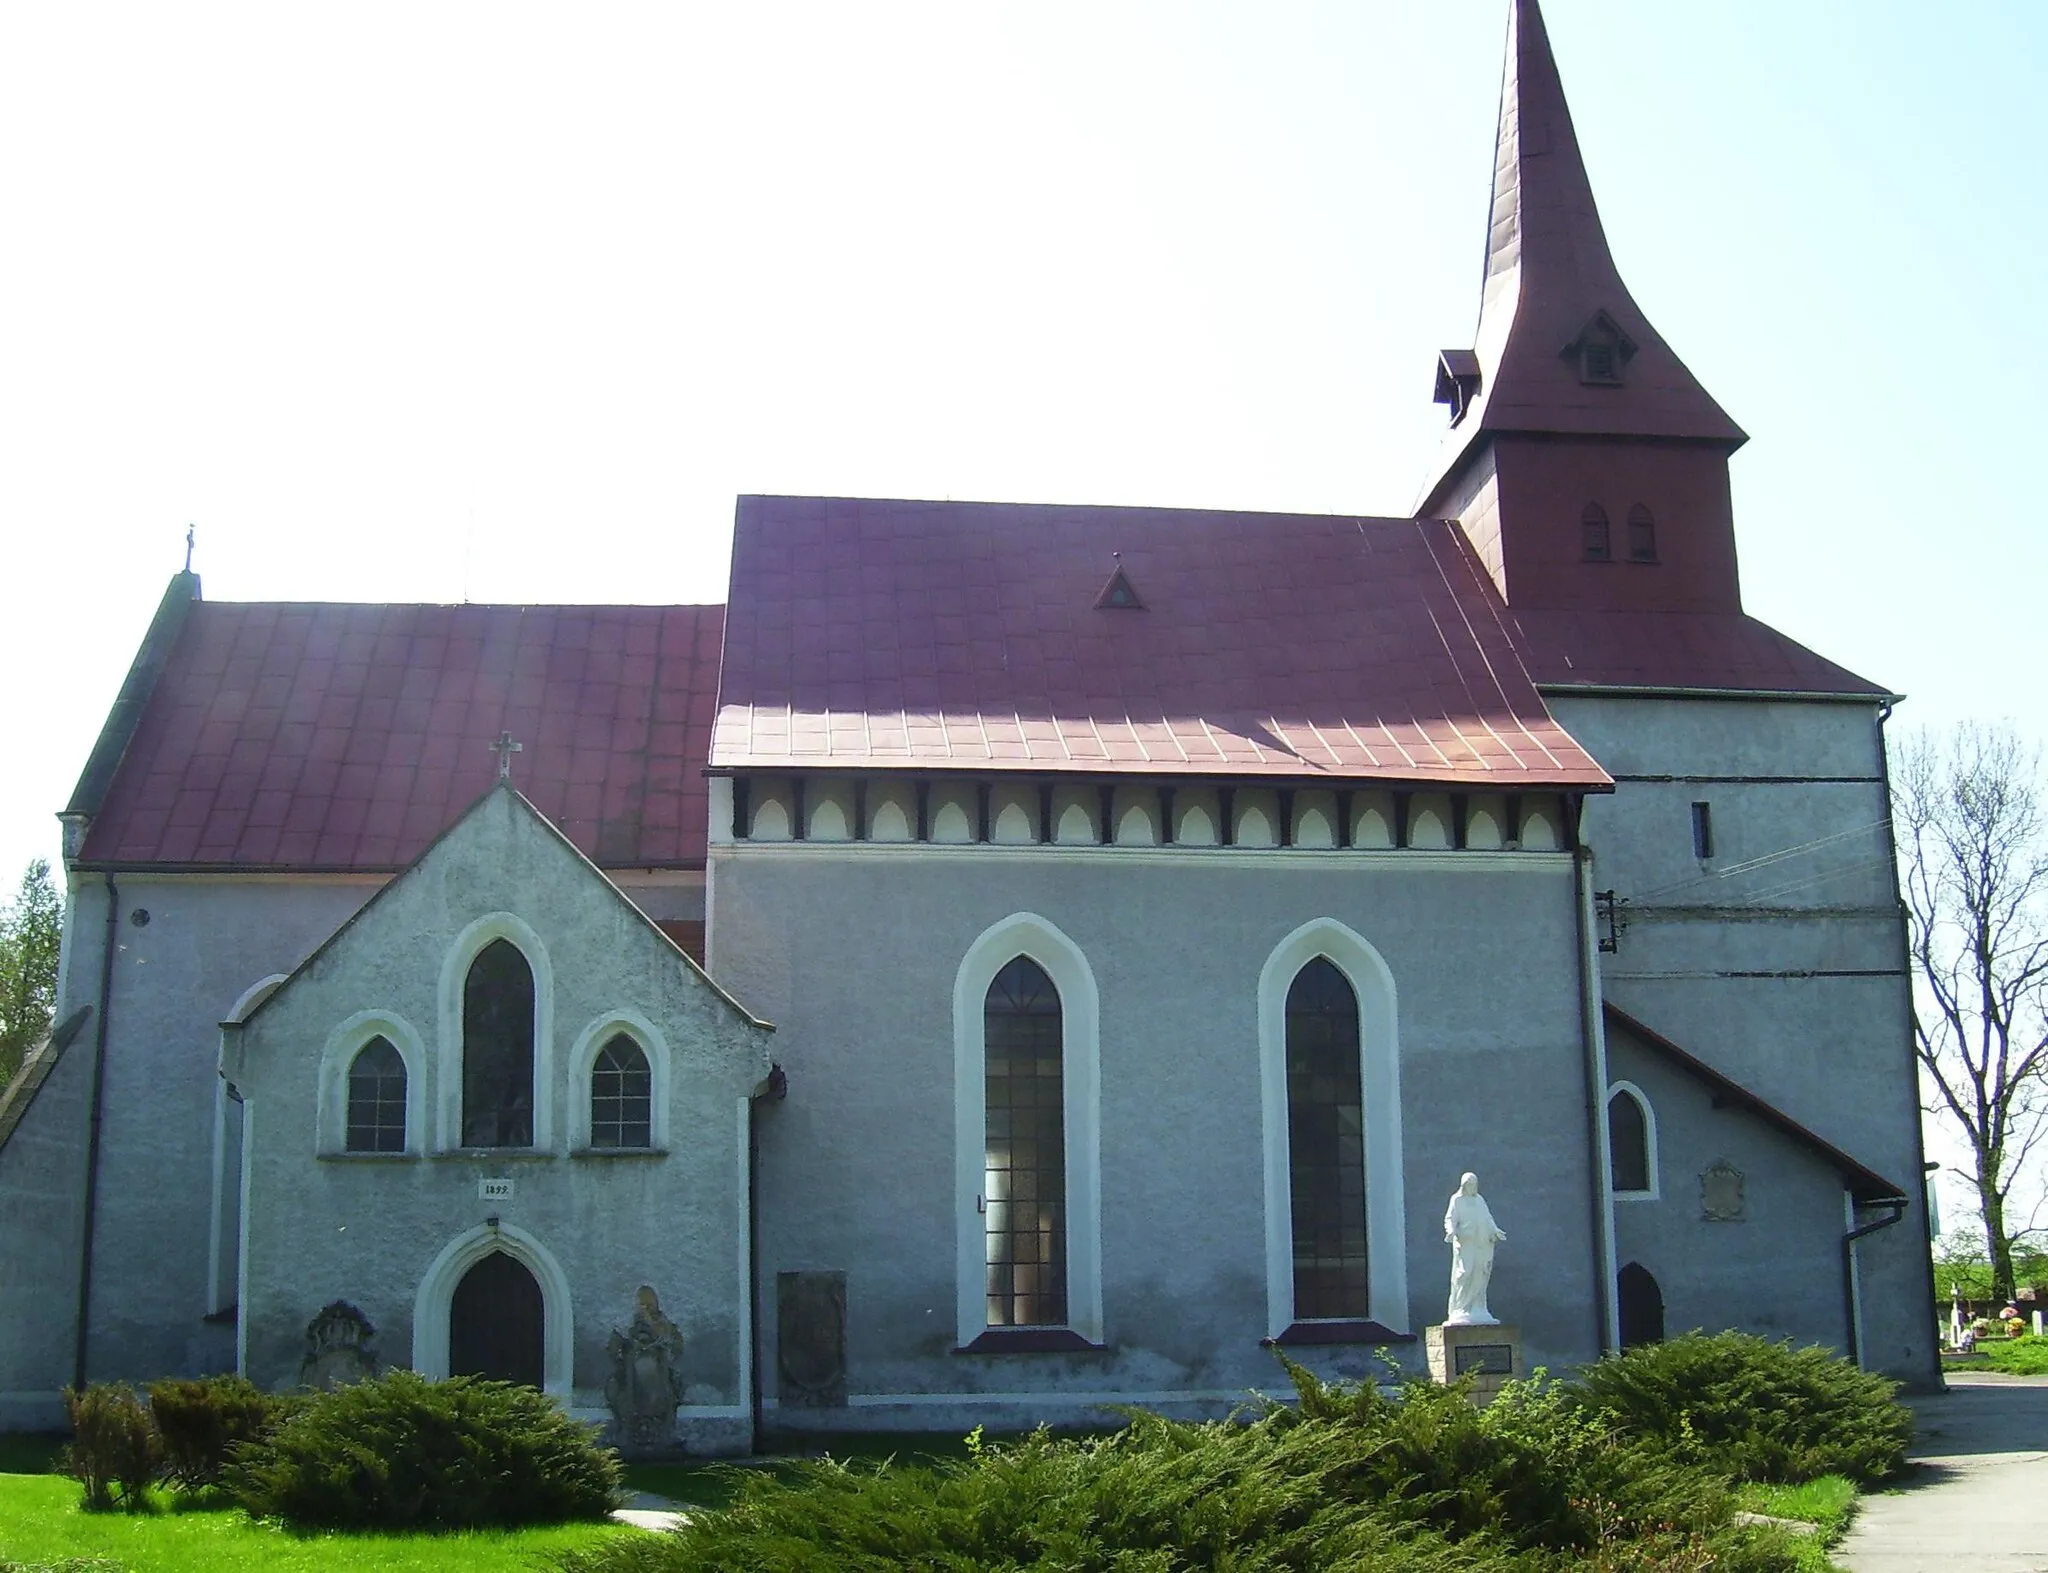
{"left": 1836, "top": 1373, "right": 2048, "bottom": 1572}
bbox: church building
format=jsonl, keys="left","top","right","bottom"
{"left": 0, "top": 0, "right": 1938, "bottom": 1447}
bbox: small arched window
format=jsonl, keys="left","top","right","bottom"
{"left": 984, "top": 957, "right": 1066, "bottom": 1328}
{"left": 1286, "top": 957, "right": 1366, "bottom": 1320}
{"left": 1581, "top": 503, "right": 1612, "bottom": 562}
{"left": 590, "top": 1034, "right": 653, "bottom": 1149}
{"left": 463, "top": 938, "right": 535, "bottom": 1147}
{"left": 345, "top": 1036, "right": 407, "bottom": 1153}
{"left": 1626, "top": 505, "right": 1658, "bottom": 563}
{"left": 1608, "top": 1085, "right": 1655, "bottom": 1197}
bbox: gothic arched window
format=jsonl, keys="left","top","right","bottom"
{"left": 590, "top": 1033, "right": 653, "bottom": 1149}
{"left": 1581, "top": 503, "right": 1612, "bottom": 562}
{"left": 983, "top": 957, "right": 1066, "bottom": 1328}
{"left": 345, "top": 1035, "right": 407, "bottom": 1152}
{"left": 1608, "top": 1084, "right": 1655, "bottom": 1197}
{"left": 1627, "top": 504, "right": 1658, "bottom": 562}
{"left": 1286, "top": 957, "right": 1366, "bottom": 1319}
{"left": 462, "top": 938, "right": 535, "bottom": 1147}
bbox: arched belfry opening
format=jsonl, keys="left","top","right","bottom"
{"left": 449, "top": 1250, "right": 545, "bottom": 1387}
{"left": 1618, "top": 1261, "right": 1664, "bottom": 1349}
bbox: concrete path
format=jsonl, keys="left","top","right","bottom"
{"left": 1836, "top": 1373, "right": 2048, "bottom": 1572}
{"left": 611, "top": 1490, "right": 688, "bottom": 1533}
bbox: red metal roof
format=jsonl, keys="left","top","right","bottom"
{"left": 1511, "top": 608, "right": 1891, "bottom": 698}
{"left": 1418, "top": 0, "right": 1745, "bottom": 511}
{"left": 78, "top": 602, "right": 723, "bottom": 870}
{"left": 711, "top": 495, "right": 1611, "bottom": 787}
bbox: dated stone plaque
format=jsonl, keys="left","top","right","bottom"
{"left": 1452, "top": 1343, "right": 1515, "bottom": 1377}
{"left": 777, "top": 1270, "right": 847, "bottom": 1408}
{"left": 1700, "top": 1161, "right": 1745, "bottom": 1222}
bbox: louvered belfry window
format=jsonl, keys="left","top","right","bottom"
{"left": 1627, "top": 504, "right": 1658, "bottom": 562}
{"left": 983, "top": 957, "right": 1067, "bottom": 1328}
{"left": 1287, "top": 957, "right": 1368, "bottom": 1319}
{"left": 590, "top": 1033, "right": 653, "bottom": 1149}
{"left": 462, "top": 938, "right": 536, "bottom": 1147}
{"left": 1582, "top": 503, "right": 1612, "bottom": 561}
{"left": 345, "top": 1035, "right": 407, "bottom": 1152}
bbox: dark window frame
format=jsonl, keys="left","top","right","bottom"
{"left": 1581, "top": 503, "right": 1612, "bottom": 562}
{"left": 983, "top": 956, "right": 1068, "bottom": 1330}
{"left": 344, "top": 1035, "right": 407, "bottom": 1153}
{"left": 1626, "top": 504, "right": 1658, "bottom": 563}
{"left": 462, "top": 938, "right": 536, "bottom": 1148}
{"left": 1608, "top": 1087, "right": 1652, "bottom": 1195}
{"left": 589, "top": 1032, "right": 654, "bottom": 1149}
{"left": 1691, "top": 801, "right": 1714, "bottom": 860}
{"left": 1285, "top": 956, "right": 1368, "bottom": 1321}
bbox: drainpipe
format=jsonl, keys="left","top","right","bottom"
{"left": 1842, "top": 1197, "right": 1906, "bottom": 1368}
{"left": 746, "top": 1064, "right": 786, "bottom": 1452}
{"left": 72, "top": 874, "right": 119, "bottom": 1393}
{"left": 1875, "top": 700, "right": 1943, "bottom": 1388}
{"left": 1573, "top": 837, "right": 1620, "bottom": 1355}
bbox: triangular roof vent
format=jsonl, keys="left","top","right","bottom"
{"left": 1094, "top": 560, "right": 1144, "bottom": 610}
{"left": 1560, "top": 310, "right": 1639, "bottom": 387}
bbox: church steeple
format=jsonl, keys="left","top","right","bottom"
{"left": 1419, "top": 0, "right": 1748, "bottom": 616}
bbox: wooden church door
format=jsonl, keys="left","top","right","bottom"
{"left": 1617, "top": 1262, "right": 1664, "bottom": 1349}
{"left": 449, "top": 1251, "right": 545, "bottom": 1388}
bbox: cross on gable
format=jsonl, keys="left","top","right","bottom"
{"left": 490, "top": 731, "right": 523, "bottom": 781}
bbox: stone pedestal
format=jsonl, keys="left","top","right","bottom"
{"left": 1425, "top": 1323, "right": 1521, "bottom": 1404}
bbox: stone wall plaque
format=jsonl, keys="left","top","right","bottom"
{"left": 479, "top": 1177, "right": 515, "bottom": 1200}
{"left": 1700, "top": 1161, "right": 1745, "bottom": 1222}
{"left": 777, "top": 1270, "right": 847, "bottom": 1408}
{"left": 299, "top": 1300, "right": 378, "bottom": 1389}
{"left": 1452, "top": 1343, "right": 1515, "bottom": 1376}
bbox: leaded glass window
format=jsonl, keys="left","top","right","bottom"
{"left": 984, "top": 957, "right": 1066, "bottom": 1328}
{"left": 1609, "top": 1089, "right": 1651, "bottom": 1194}
{"left": 1286, "top": 957, "right": 1366, "bottom": 1319}
{"left": 462, "top": 938, "right": 535, "bottom": 1147}
{"left": 590, "top": 1033, "right": 653, "bottom": 1149}
{"left": 345, "top": 1035, "right": 406, "bottom": 1152}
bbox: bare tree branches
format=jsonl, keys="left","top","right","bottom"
{"left": 1897, "top": 723, "right": 2048, "bottom": 1300}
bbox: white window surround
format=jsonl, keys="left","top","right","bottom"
{"left": 411, "top": 1221, "right": 575, "bottom": 1399}
{"left": 1607, "top": 1080, "right": 1660, "bottom": 1201}
{"left": 315, "top": 1009, "right": 431, "bottom": 1156}
{"left": 564, "top": 1009, "right": 672, "bottom": 1151}
{"left": 1258, "top": 919, "right": 1409, "bottom": 1337}
{"left": 436, "top": 912, "right": 557, "bottom": 1152}
{"left": 953, "top": 913, "right": 1104, "bottom": 1348}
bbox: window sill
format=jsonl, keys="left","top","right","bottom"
{"left": 954, "top": 1329, "right": 1107, "bottom": 1355}
{"left": 1268, "top": 1320, "right": 1416, "bottom": 1347}
{"left": 1614, "top": 1190, "right": 1658, "bottom": 1203}
{"left": 317, "top": 1150, "right": 422, "bottom": 1162}
{"left": 430, "top": 1148, "right": 558, "bottom": 1161}
{"left": 569, "top": 1146, "right": 668, "bottom": 1159}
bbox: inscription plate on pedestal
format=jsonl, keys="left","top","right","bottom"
{"left": 1452, "top": 1343, "right": 1515, "bottom": 1376}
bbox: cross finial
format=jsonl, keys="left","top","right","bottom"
{"left": 184, "top": 524, "right": 195, "bottom": 573}
{"left": 490, "top": 731, "right": 523, "bottom": 781}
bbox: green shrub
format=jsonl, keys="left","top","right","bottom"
{"left": 1571, "top": 1330, "right": 1911, "bottom": 1485}
{"left": 60, "top": 1384, "right": 161, "bottom": 1512}
{"left": 1976, "top": 1334, "right": 2048, "bottom": 1375}
{"left": 554, "top": 1359, "right": 1811, "bottom": 1573}
{"left": 147, "top": 1374, "right": 291, "bottom": 1491}
{"left": 226, "top": 1369, "right": 621, "bottom": 1530}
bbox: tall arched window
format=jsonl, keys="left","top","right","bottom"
{"left": 345, "top": 1036, "right": 407, "bottom": 1152}
{"left": 983, "top": 957, "right": 1065, "bottom": 1328}
{"left": 590, "top": 1034, "right": 652, "bottom": 1149}
{"left": 462, "top": 938, "right": 535, "bottom": 1147}
{"left": 1581, "top": 503, "right": 1612, "bottom": 561}
{"left": 1286, "top": 957, "right": 1366, "bottom": 1319}
{"left": 1626, "top": 504, "right": 1658, "bottom": 562}
{"left": 1608, "top": 1084, "right": 1656, "bottom": 1198}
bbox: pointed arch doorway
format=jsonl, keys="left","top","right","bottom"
{"left": 1618, "top": 1262, "right": 1665, "bottom": 1350}
{"left": 449, "top": 1251, "right": 545, "bottom": 1387}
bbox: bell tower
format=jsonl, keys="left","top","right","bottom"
{"left": 1419, "top": 0, "right": 1747, "bottom": 618}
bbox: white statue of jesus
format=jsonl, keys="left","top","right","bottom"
{"left": 1444, "top": 1172, "right": 1506, "bottom": 1326}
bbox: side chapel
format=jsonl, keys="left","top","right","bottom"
{"left": 0, "top": 0, "right": 1938, "bottom": 1447}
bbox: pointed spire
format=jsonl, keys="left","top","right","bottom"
{"left": 1420, "top": 0, "right": 1744, "bottom": 508}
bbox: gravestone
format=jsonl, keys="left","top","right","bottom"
{"left": 777, "top": 1270, "right": 847, "bottom": 1408}
{"left": 299, "top": 1301, "right": 378, "bottom": 1389}
{"left": 604, "top": 1285, "right": 686, "bottom": 1455}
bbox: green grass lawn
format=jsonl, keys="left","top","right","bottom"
{"left": 0, "top": 1473, "right": 642, "bottom": 1573}
{"left": 1734, "top": 1475, "right": 1858, "bottom": 1573}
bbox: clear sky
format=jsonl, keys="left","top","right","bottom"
{"left": 3, "top": 4, "right": 2039, "bottom": 1216}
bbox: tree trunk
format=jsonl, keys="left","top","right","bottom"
{"left": 1981, "top": 1176, "right": 2017, "bottom": 1303}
